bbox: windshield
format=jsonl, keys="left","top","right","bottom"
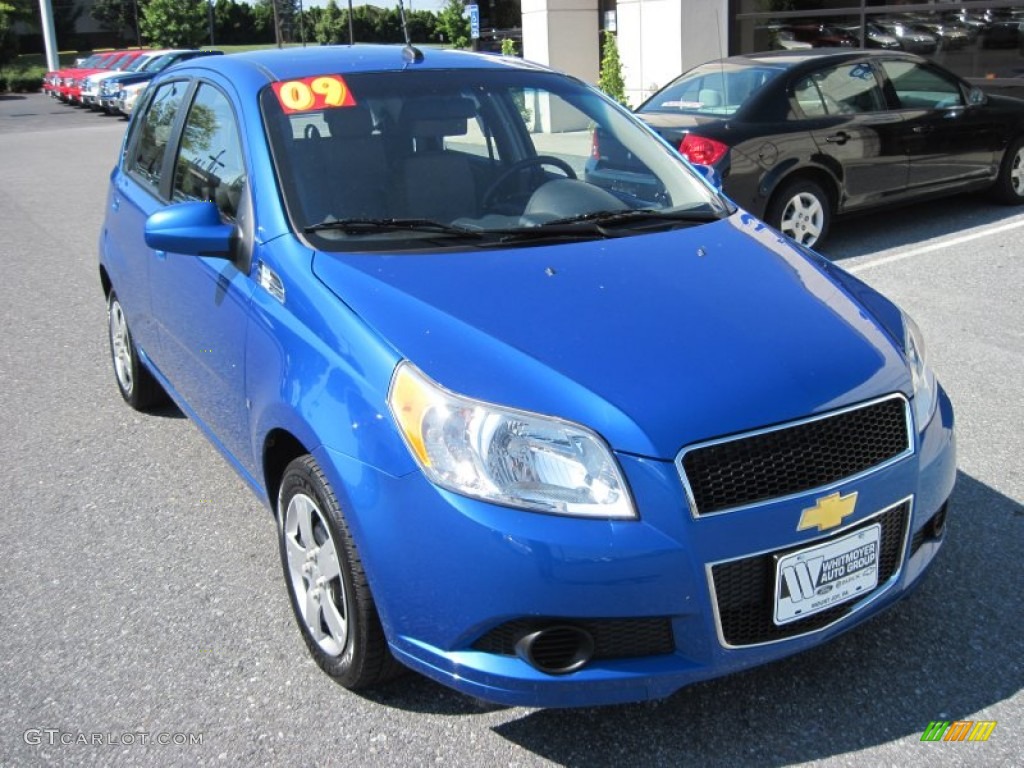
{"left": 260, "top": 68, "right": 724, "bottom": 251}
{"left": 640, "top": 62, "right": 780, "bottom": 117}
{"left": 126, "top": 55, "right": 155, "bottom": 73}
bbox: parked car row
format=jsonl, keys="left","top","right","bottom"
{"left": 588, "top": 49, "right": 1024, "bottom": 248}
{"left": 43, "top": 48, "right": 222, "bottom": 116}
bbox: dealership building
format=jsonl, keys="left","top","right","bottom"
{"left": 523, "top": 0, "right": 1024, "bottom": 105}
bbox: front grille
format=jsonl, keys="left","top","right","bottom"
{"left": 709, "top": 500, "right": 909, "bottom": 647}
{"left": 473, "top": 617, "right": 675, "bottom": 660}
{"left": 679, "top": 395, "right": 911, "bottom": 516}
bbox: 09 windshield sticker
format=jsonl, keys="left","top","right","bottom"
{"left": 272, "top": 75, "right": 357, "bottom": 114}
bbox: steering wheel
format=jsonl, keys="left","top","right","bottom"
{"left": 482, "top": 155, "right": 577, "bottom": 210}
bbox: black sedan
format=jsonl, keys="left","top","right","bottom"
{"left": 587, "top": 50, "right": 1024, "bottom": 247}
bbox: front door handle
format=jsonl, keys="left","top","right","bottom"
{"left": 825, "top": 132, "right": 849, "bottom": 145}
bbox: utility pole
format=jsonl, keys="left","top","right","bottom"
{"left": 37, "top": 0, "right": 60, "bottom": 72}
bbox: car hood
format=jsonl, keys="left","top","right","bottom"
{"left": 311, "top": 213, "right": 910, "bottom": 459}
{"left": 111, "top": 72, "right": 156, "bottom": 87}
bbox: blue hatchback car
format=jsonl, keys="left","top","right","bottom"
{"left": 99, "top": 45, "right": 956, "bottom": 708}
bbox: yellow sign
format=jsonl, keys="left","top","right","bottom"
{"left": 798, "top": 491, "right": 857, "bottom": 532}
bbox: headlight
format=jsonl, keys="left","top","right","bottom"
{"left": 388, "top": 362, "right": 636, "bottom": 519}
{"left": 903, "top": 313, "right": 938, "bottom": 428}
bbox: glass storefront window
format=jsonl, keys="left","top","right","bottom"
{"left": 732, "top": 2, "right": 1024, "bottom": 88}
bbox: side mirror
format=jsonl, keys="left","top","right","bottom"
{"left": 967, "top": 86, "right": 987, "bottom": 107}
{"left": 144, "top": 201, "right": 235, "bottom": 257}
{"left": 691, "top": 162, "right": 722, "bottom": 191}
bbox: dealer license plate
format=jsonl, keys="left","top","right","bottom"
{"left": 774, "top": 523, "right": 881, "bottom": 625}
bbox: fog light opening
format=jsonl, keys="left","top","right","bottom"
{"left": 514, "top": 625, "right": 595, "bottom": 675}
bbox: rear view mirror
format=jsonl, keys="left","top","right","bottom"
{"left": 967, "top": 86, "right": 987, "bottom": 107}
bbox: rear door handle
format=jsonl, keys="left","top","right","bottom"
{"left": 912, "top": 125, "right": 934, "bottom": 134}
{"left": 825, "top": 132, "right": 849, "bottom": 145}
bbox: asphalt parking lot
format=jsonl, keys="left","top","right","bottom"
{"left": 1, "top": 91, "right": 1021, "bottom": 767}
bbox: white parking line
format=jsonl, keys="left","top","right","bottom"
{"left": 848, "top": 218, "right": 1024, "bottom": 273}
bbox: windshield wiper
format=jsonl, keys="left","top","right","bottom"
{"left": 541, "top": 207, "right": 721, "bottom": 228}
{"left": 481, "top": 207, "right": 721, "bottom": 241}
{"left": 304, "top": 217, "right": 485, "bottom": 239}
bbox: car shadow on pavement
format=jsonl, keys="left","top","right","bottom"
{"left": 484, "top": 470, "right": 1020, "bottom": 765}
{"left": 822, "top": 193, "right": 1022, "bottom": 262}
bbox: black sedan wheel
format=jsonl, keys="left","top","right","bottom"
{"left": 767, "top": 179, "right": 831, "bottom": 248}
{"left": 277, "top": 456, "right": 403, "bottom": 689}
{"left": 992, "top": 136, "right": 1024, "bottom": 204}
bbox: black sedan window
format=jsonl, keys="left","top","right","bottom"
{"left": 879, "top": 60, "right": 964, "bottom": 110}
{"left": 792, "top": 63, "right": 885, "bottom": 118}
{"left": 642, "top": 63, "right": 779, "bottom": 116}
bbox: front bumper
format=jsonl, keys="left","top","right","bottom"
{"left": 315, "top": 387, "right": 955, "bottom": 707}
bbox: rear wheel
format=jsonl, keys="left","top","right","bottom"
{"left": 277, "top": 456, "right": 404, "bottom": 689}
{"left": 766, "top": 178, "right": 831, "bottom": 248}
{"left": 107, "top": 291, "right": 165, "bottom": 411}
{"left": 991, "top": 136, "right": 1024, "bottom": 204}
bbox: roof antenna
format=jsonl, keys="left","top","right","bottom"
{"left": 397, "top": 0, "right": 424, "bottom": 63}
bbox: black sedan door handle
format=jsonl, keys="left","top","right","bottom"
{"left": 912, "top": 125, "right": 934, "bottom": 134}
{"left": 825, "top": 132, "right": 849, "bottom": 145}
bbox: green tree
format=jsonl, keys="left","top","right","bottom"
{"left": 314, "top": 0, "right": 342, "bottom": 44}
{"left": 436, "top": 0, "right": 468, "bottom": 49}
{"left": 598, "top": 30, "right": 628, "bottom": 108}
{"left": 0, "top": 1, "right": 17, "bottom": 73}
{"left": 140, "top": 0, "right": 208, "bottom": 47}
{"left": 214, "top": 0, "right": 257, "bottom": 45}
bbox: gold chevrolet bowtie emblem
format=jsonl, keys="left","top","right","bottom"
{"left": 798, "top": 491, "right": 858, "bottom": 532}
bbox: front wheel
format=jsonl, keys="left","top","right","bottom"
{"left": 766, "top": 179, "right": 831, "bottom": 248}
{"left": 990, "top": 136, "right": 1024, "bottom": 204}
{"left": 277, "top": 456, "right": 403, "bottom": 689}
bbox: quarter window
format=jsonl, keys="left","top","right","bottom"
{"left": 128, "top": 80, "right": 188, "bottom": 191}
{"left": 172, "top": 84, "right": 247, "bottom": 219}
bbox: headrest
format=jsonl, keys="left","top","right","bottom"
{"left": 323, "top": 106, "right": 375, "bottom": 138}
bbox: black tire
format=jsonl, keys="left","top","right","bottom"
{"left": 990, "top": 136, "right": 1024, "bottom": 205}
{"left": 766, "top": 178, "right": 831, "bottom": 248}
{"left": 107, "top": 291, "right": 166, "bottom": 411}
{"left": 277, "top": 456, "right": 404, "bottom": 689}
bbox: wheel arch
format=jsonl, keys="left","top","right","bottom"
{"left": 264, "top": 428, "right": 313, "bottom": 518}
{"left": 762, "top": 162, "right": 840, "bottom": 216}
{"left": 99, "top": 264, "right": 112, "bottom": 298}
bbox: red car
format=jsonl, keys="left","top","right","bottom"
{"left": 58, "top": 51, "right": 142, "bottom": 105}
{"left": 43, "top": 52, "right": 113, "bottom": 99}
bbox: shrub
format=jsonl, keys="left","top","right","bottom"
{"left": 598, "top": 30, "right": 629, "bottom": 108}
{"left": 8, "top": 66, "right": 44, "bottom": 92}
